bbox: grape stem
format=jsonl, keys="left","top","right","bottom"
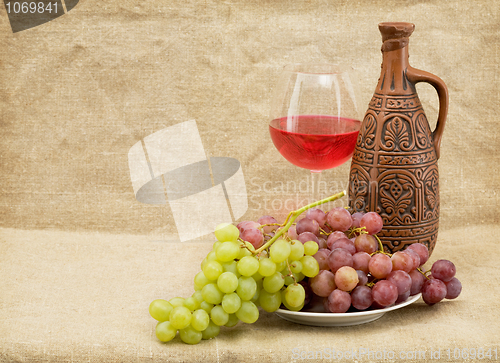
{"left": 372, "top": 234, "right": 392, "bottom": 257}
{"left": 253, "top": 190, "right": 346, "bottom": 254}
{"left": 319, "top": 226, "right": 332, "bottom": 236}
{"left": 323, "top": 222, "right": 334, "bottom": 233}
{"left": 238, "top": 237, "right": 256, "bottom": 253}
{"left": 348, "top": 226, "right": 367, "bottom": 238}
{"left": 285, "top": 259, "right": 297, "bottom": 284}
{"left": 259, "top": 223, "right": 282, "bottom": 230}
{"left": 418, "top": 267, "right": 432, "bottom": 280}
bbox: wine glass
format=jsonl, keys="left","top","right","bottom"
{"left": 269, "top": 63, "right": 362, "bottom": 202}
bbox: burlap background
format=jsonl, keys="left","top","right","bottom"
{"left": 1, "top": 0, "right": 499, "bottom": 362}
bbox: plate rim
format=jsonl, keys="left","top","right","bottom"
{"left": 275, "top": 293, "right": 421, "bottom": 318}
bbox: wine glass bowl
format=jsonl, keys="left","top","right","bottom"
{"left": 269, "top": 64, "right": 362, "bottom": 200}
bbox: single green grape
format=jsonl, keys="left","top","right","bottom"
{"left": 214, "top": 222, "right": 240, "bottom": 242}
{"left": 221, "top": 292, "right": 241, "bottom": 314}
{"left": 236, "top": 276, "right": 257, "bottom": 301}
{"left": 285, "top": 283, "right": 306, "bottom": 308}
{"left": 149, "top": 299, "right": 173, "bottom": 322}
{"left": 281, "top": 289, "right": 305, "bottom": 311}
{"left": 221, "top": 260, "right": 241, "bottom": 277}
{"left": 258, "top": 257, "right": 277, "bottom": 277}
{"left": 263, "top": 272, "right": 285, "bottom": 293}
{"left": 179, "top": 325, "right": 202, "bottom": 345}
{"left": 206, "top": 251, "right": 217, "bottom": 262}
{"left": 290, "top": 260, "right": 303, "bottom": 274}
{"left": 235, "top": 301, "right": 259, "bottom": 324}
{"left": 210, "top": 305, "right": 229, "bottom": 326}
{"left": 237, "top": 256, "right": 260, "bottom": 277}
{"left": 270, "top": 239, "right": 291, "bottom": 263}
{"left": 259, "top": 290, "right": 282, "bottom": 312}
{"left": 201, "top": 321, "right": 220, "bottom": 340}
{"left": 275, "top": 260, "right": 287, "bottom": 272}
{"left": 289, "top": 240, "right": 305, "bottom": 261}
{"left": 300, "top": 255, "right": 320, "bottom": 277}
{"left": 217, "top": 271, "right": 239, "bottom": 293}
{"left": 169, "top": 306, "right": 192, "bottom": 330}
{"left": 191, "top": 309, "right": 210, "bottom": 332}
{"left": 237, "top": 246, "right": 253, "bottom": 259}
{"left": 201, "top": 252, "right": 218, "bottom": 271}
{"left": 194, "top": 271, "right": 211, "bottom": 290}
{"left": 183, "top": 296, "right": 200, "bottom": 311}
{"left": 303, "top": 241, "right": 319, "bottom": 256}
{"left": 201, "top": 283, "right": 224, "bottom": 305}
{"left": 191, "top": 290, "right": 204, "bottom": 304}
{"left": 216, "top": 241, "right": 240, "bottom": 262}
{"left": 169, "top": 297, "right": 185, "bottom": 308}
{"left": 203, "top": 260, "right": 224, "bottom": 281}
{"left": 199, "top": 301, "right": 214, "bottom": 314}
{"left": 251, "top": 271, "right": 264, "bottom": 282}
{"left": 224, "top": 313, "right": 239, "bottom": 327}
{"left": 155, "top": 321, "right": 177, "bottom": 342}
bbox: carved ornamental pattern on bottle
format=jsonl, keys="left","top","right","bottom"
{"left": 349, "top": 93, "right": 439, "bottom": 253}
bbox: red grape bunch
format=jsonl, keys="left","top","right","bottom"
{"left": 287, "top": 207, "right": 462, "bottom": 312}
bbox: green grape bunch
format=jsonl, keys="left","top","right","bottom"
{"left": 149, "top": 191, "right": 346, "bottom": 344}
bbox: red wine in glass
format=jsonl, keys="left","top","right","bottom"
{"left": 269, "top": 115, "right": 361, "bottom": 172}
{"left": 269, "top": 64, "right": 362, "bottom": 201}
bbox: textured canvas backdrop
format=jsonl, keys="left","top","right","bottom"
{"left": 1, "top": 2, "right": 500, "bottom": 362}
{"left": 1, "top": 0, "right": 499, "bottom": 239}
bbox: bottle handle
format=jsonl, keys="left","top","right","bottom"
{"left": 406, "top": 67, "right": 449, "bottom": 159}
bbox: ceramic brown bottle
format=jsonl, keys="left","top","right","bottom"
{"left": 349, "top": 22, "right": 448, "bottom": 256}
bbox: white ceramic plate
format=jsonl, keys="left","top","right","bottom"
{"left": 275, "top": 293, "right": 421, "bottom": 327}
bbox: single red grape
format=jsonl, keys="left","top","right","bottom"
{"left": 327, "top": 248, "right": 353, "bottom": 273}
{"left": 351, "top": 212, "right": 365, "bottom": 229}
{"left": 391, "top": 251, "right": 413, "bottom": 273}
{"left": 354, "top": 234, "right": 378, "bottom": 254}
{"left": 387, "top": 270, "right": 412, "bottom": 295}
{"left": 444, "top": 277, "right": 462, "bottom": 299}
{"left": 351, "top": 285, "right": 373, "bottom": 310}
{"left": 326, "top": 289, "right": 351, "bottom": 313}
{"left": 240, "top": 228, "right": 264, "bottom": 249}
{"left": 372, "top": 280, "right": 398, "bottom": 307}
{"left": 407, "top": 243, "right": 429, "bottom": 266}
{"left": 422, "top": 279, "right": 447, "bottom": 305}
{"left": 309, "top": 270, "right": 336, "bottom": 297}
{"left": 326, "top": 231, "right": 348, "bottom": 250}
{"left": 329, "top": 238, "right": 356, "bottom": 255}
{"left": 326, "top": 207, "right": 352, "bottom": 232}
{"left": 368, "top": 253, "right": 392, "bottom": 279}
{"left": 431, "top": 259, "right": 456, "bottom": 282}
{"left": 359, "top": 212, "right": 383, "bottom": 235}
{"left": 306, "top": 208, "right": 327, "bottom": 228}
{"left": 296, "top": 218, "right": 320, "bottom": 237}
{"left": 352, "top": 252, "right": 371, "bottom": 273}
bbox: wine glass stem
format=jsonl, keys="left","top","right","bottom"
{"left": 310, "top": 170, "right": 322, "bottom": 202}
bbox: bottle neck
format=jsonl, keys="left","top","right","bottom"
{"left": 377, "top": 45, "right": 414, "bottom": 95}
